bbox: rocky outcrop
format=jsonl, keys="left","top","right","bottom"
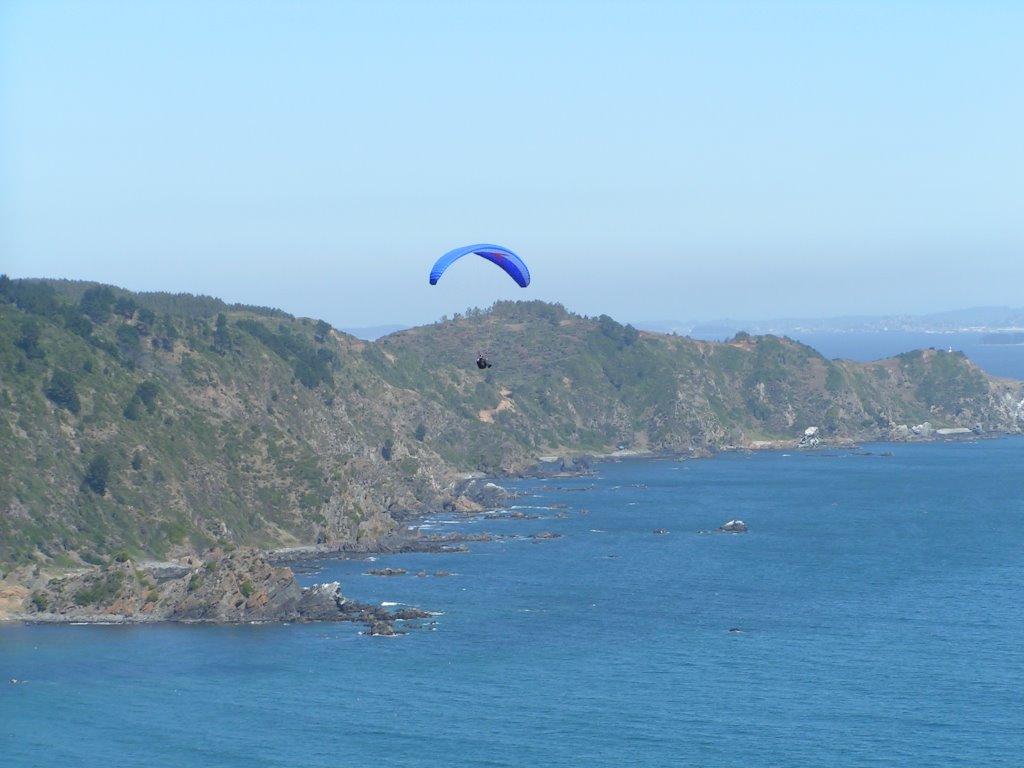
{"left": 296, "top": 581, "right": 347, "bottom": 620}
{"left": 14, "top": 548, "right": 425, "bottom": 634}
{"left": 161, "top": 549, "right": 302, "bottom": 623}
{"left": 717, "top": 520, "right": 748, "bottom": 533}
{"left": 891, "top": 424, "right": 912, "bottom": 440}
{"left": 366, "top": 567, "right": 406, "bottom": 577}
{"left": 367, "top": 620, "right": 396, "bottom": 636}
{"left": 446, "top": 479, "right": 513, "bottom": 513}
{"left": 527, "top": 455, "right": 594, "bottom": 477}
{"left": 798, "top": 426, "right": 820, "bottom": 448}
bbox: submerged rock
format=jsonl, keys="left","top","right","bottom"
{"left": 531, "top": 531, "right": 563, "bottom": 541}
{"left": 484, "top": 510, "right": 539, "bottom": 521}
{"left": 366, "top": 567, "right": 407, "bottom": 577}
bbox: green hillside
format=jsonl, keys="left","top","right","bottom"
{"left": 2, "top": 278, "right": 1021, "bottom": 568}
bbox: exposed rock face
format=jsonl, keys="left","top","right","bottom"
{"left": 15, "top": 548, "right": 423, "bottom": 634}
{"left": 140, "top": 562, "right": 193, "bottom": 581}
{"left": 798, "top": 426, "right": 820, "bottom": 448}
{"left": 447, "top": 479, "right": 513, "bottom": 512}
{"left": 717, "top": 520, "right": 748, "bottom": 533}
{"left": 161, "top": 549, "right": 302, "bottom": 623}
{"left": 528, "top": 455, "right": 594, "bottom": 477}
{"left": 297, "top": 581, "right": 347, "bottom": 620}
{"left": 892, "top": 424, "right": 912, "bottom": 440}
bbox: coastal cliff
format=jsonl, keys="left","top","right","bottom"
{"left": 2, "top": 277, "right": 1022, "bottom": 577}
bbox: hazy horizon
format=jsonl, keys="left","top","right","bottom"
{"left": 8, "top": 273, "right": 1024, "bottom": 334}
{"left": 4, "top": 1, "right": 1022, "bottom": 328}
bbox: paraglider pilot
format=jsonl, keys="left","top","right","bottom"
{"left": 476, "top": 354, "right": 492, "bottom": 370}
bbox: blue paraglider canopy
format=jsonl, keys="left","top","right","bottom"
{"left": 429, "top": 244, "right": 530, "bottom": 288}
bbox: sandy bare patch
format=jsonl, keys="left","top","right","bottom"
{"left": 478, "top": 388, "right": 516, "bottom": 423}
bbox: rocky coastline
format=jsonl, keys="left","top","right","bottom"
{"left": 0, "top": 478, "right": 524, "bottom": 631}
{"left": 5, "top": 547, "right": 431, "bottom": 635}
{"left": 0, "top": 435, "right": 1012, "bottom": 631}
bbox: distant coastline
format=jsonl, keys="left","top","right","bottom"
{"left": 981, "top": 332, "right": 1024, "bottom": 346}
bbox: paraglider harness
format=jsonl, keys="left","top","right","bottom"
{"left": 476, "top": 353, "right": 492, "bottom": 370}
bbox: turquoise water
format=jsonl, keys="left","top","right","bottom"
{"left": 3, "top": 439, "right": 1024, "bottom": 767}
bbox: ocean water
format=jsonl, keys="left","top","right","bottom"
{"left": 3, "top": 439, "right": 1024, "bottom": 767}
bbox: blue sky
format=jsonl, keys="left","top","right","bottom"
{"left": 2, "top": 1, "right": 1022, "bottom": 326}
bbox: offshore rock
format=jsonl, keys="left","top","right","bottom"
{"left": 531, "top": 531, "right": 563, "bottom": 541}
{"left": 367, "top": 620, "right": 398, "bottom": 636}
{"left": 717, "top": 520, "right": 749, "bottom": 533}
{"left": 366, "top": 567, "right": 407, "bottom": 577}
